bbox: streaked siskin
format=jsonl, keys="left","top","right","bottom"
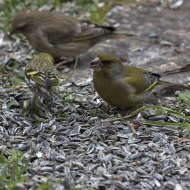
{"left": 25, "top": 52, "right": 59, "bottom": 109}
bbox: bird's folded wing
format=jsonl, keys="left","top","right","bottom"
{"left": 40, "top": 23, "right": 79, "bottom": 45}
{"left": 46, "top": 73, "right": 59, "bottom": 87}
{"left": 39, "top": 20, "right": 115, "bottom": 44}
{"left": 73, "top": 21, "right": 115, "bottom": 41}
{"left": 25, "top": 69, "right": 45, "bottom": 86}
{"left": 118, "top": 77, "right": 137, "bottom": 97}
{"left": 121, "top": 75, "right": 158, "bottom": 98}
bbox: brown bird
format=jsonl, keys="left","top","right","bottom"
{"left": 10, "top": 10, "right": 126, "bottom": 59}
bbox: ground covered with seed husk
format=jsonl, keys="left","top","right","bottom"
{"left": 1, "top": 0, "right": 190, "bottom": 190}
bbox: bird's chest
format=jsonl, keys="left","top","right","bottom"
{"left": 26, "top": 31, "right": 51, "bottom": 51}
{"left": 93, "top": 74, "right": 127, "bottom": 103}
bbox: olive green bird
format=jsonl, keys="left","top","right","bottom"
{"left": 10, "top": 10, "right": 126, "bottom": 59}
{"left": 25, "top": 53, "right": 59, "bottom": 109}
{"left": 89, "top": 52, "right": 189, "bottom": 109}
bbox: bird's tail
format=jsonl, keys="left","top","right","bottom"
{"left": 113, "top": 30, "right": 136, "bottom": 37}
{"left": 161, "top": 64, "right": 190, "bottom": 77}
{"left": 152, "top": 81, "right": 190, "bottom": 97}
{"left": 93, "top": 23, "right": 136, "bottom": 36}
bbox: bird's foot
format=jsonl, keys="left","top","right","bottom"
{"left": 22, "top": 98, "right": 45, "bottom": 116}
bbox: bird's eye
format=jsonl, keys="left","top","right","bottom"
{"left": 103, "top": 61, "right": 111, "bottom": 65}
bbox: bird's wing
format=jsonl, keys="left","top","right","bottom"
{"left": 40, "top": 26, "right": 77, "bottom": 45}
{"left": 121, "top": 72, "right": 160, "bottom": 98}
{"left": 36, "top": 19, "right": 115, "bottom": 45}
{"left": 73, "top": 20, "right": 116, "bottom": 41}
{"left": 37, "top": 15, "right": 80, "bottom": 45}
{"left": 143, "top": 72, "right": 161, "bottom": 91}
{"left": 25, "top": 67, "right": 58, "bottom": 87}
{"left": 25, "top": 69, "right": 45, "bottom": 86}
{"left": 46, "top": 73, "right": 59, "bottom": 88}
{"left": 117, "top": 77, "right": 137, "bottom": 97}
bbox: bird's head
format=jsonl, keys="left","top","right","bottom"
{"left": 10, "top": 11, "right": 35, "bottom": 35}
{"left": 89, "top": 52, "right": 123, "bottom": 76}
{"left": 33, "top": 53, "right": 54, "bottom": 64}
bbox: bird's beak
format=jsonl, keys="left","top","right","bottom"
{"left": 89, "top": 57, "right": 102, "bottom": 70}
{"left": 9, "top": 28, "right": 16, "bottom": 36}
{"left": 9, "top": 31, "right": 13, "bottom": 36}
{"left": 8, "top": 29, "right": 16, "bottom": 39}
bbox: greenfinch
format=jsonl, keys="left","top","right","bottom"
{"left": 10, "top": 10, "right": 124, "bottom": 58}
{"left": 89, "top": 52, "right": 189, "bottom": 109}
{"left": 25, "top": 53, "right": 59, "bottom": 108}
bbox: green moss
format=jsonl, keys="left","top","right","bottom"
{"left": 0, "top": 149, "right": 28, "bottom": 190}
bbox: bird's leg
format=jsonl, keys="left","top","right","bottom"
{"left": 55, "top": 57, "right": 75, "bottom": 70}
{"left": 32, "top": 92, "right": 37, "bottom": 105}
{"left": 99, "top": 106, "right": 148, "bottom": 123}
{"left": 28, "top": 92, "right": 38, "bottom": 112}
{"left": 23, "top": 91, "right": 38, "bottom": 115}
{"left": 43, "top": 97, "right": 54, "bottom": 108}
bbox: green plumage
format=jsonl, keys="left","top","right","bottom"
{"left": 90, "top": 52, "right": 186, "bottom": 109}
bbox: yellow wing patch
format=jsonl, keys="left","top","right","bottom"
{"left": 26, "top": 70, "right": 39, "bottom": 75}
{"left": 143, "top": 80, "right": 158, "bottom": 93}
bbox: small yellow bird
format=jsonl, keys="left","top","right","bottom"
{"left": 89, "top": 52, "right": 189, "bottom": 109}
{"left": 25, "top": 53, "right": 59, "bottom": 109}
